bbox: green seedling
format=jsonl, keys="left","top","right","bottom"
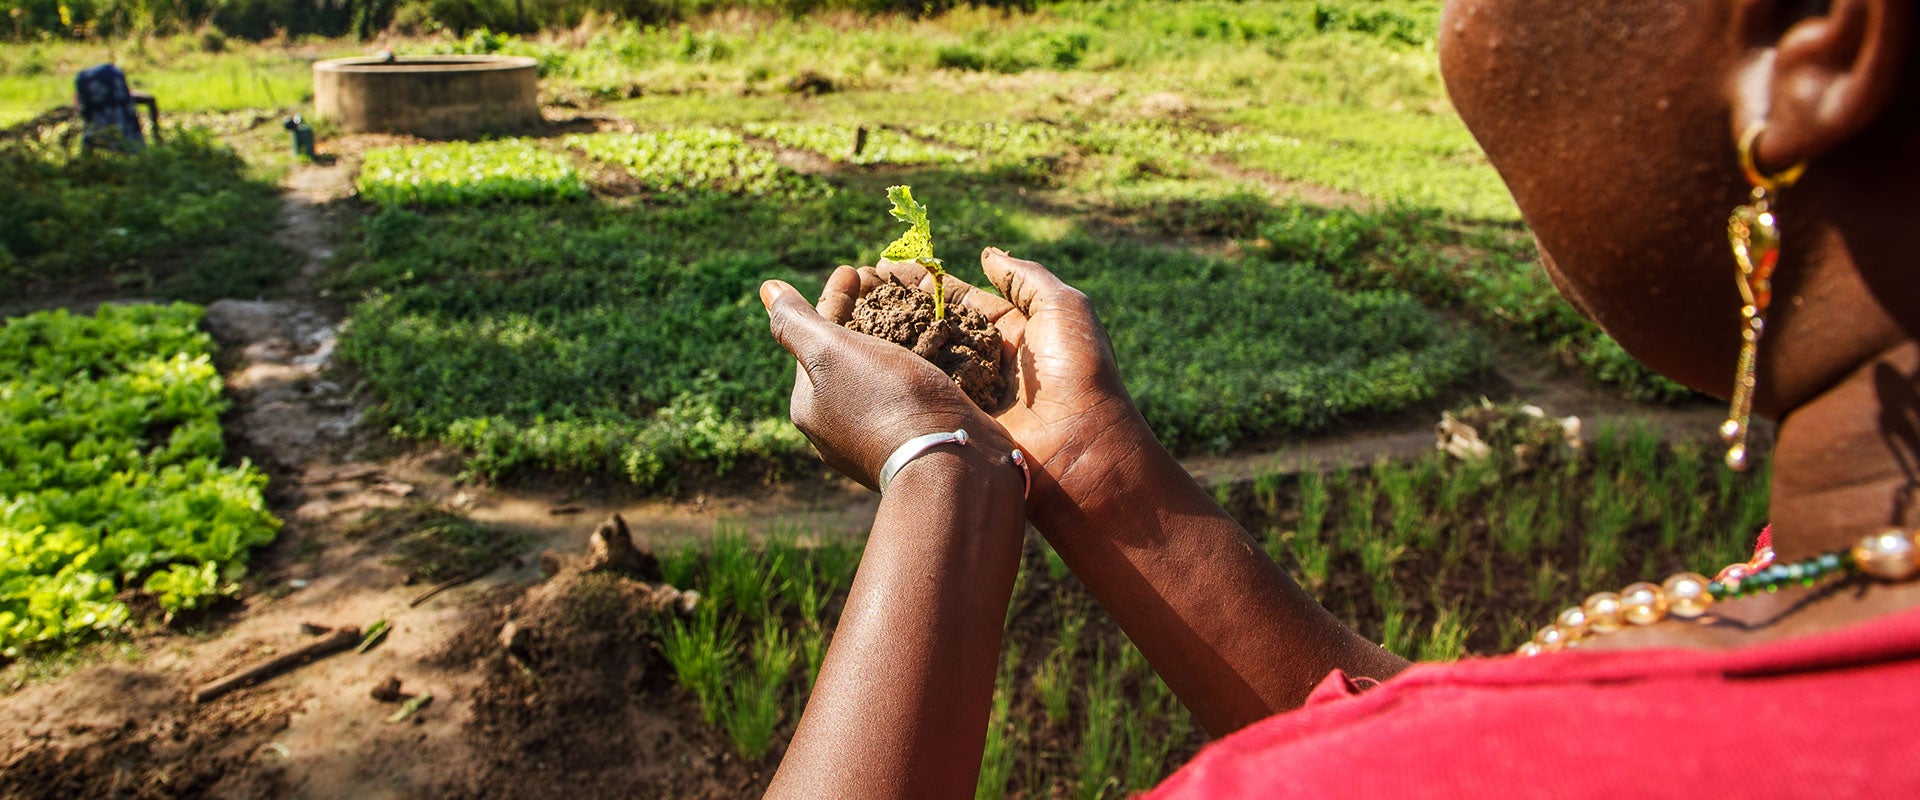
{"left": 722, "top": 616, "right": 794, "bottom": 761}
{"left": 357, "top": 619, "right": 391, "bottom": 653}
{"left": 1252, "top": 467, "right": 1283, "bottom": 517}
{"left": 1417, "top": 604, "right": 1472, "bottom": 662}
{"left": 1076, "top": 647, "right": 1122, "bottom": 800}
{"left": 976, "top": 647, "right": 1022, "bottom": 800}
{"left": 388, "top": 692, "right": 433, "bottom": 723}
{"left": 1033, "top": 650, "right": 1072, "bottom": 726}
{"left": 1286, "top": 530, "right": 1332, "bottom": 592}
{"left": 880, "top": 184, "right": 948, "bottom": 320}
{"left": 1297, "top": 469, "right": 1329, "bottom": 541}
{"left": 1531, "top": 560, "right": 1564, "bottom": 607}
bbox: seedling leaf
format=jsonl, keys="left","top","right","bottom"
{"left": 357, "top": 619, "right": 392, "bottom": 653}
{"left": 879, "top": 184, "right": 949, "bottom": 319}
{"left": 881, "top": 185, "right": 937, "bottom": 264}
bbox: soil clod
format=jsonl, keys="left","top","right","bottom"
{"left": 847, "top": 281, "right": 1006, "bottom": 410}
{"left": 371, "top": 676, "right": 407, "bottom": 703}
{"left": 582, "top": 514, "right": 663, "bottom": 580}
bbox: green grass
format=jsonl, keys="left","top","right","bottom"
{"left": 333, "top": 199, "right": 827, "bottom": 489}
{"left": 1075, "top": 645, "right": 1123, "bottom": 800}
{"left": 1034, "top": 233, "right": 1487, "bottom": 452}
{"left": 333, "top": 166, "right": 1486, "bottom": 483}
{"left": 1240, "top": 406, "right": 1772, "bottom": 656}
{"left": 651, "top": 403, "right": 1770, "bottom": 788}
{"left": 655, "top": 529, "right": 863, "bottom": 759}
{"left": 1256, "top": 203, "right": 1691, "bottom": 402}
{"left": 1222, "top": 104, "right": 1518, "bottom": 221}
{"left": 0, "top": 35, "right": 333, "bottom": 126}
{"left": 0, "top": 122, "right": 294, "bottom": 305}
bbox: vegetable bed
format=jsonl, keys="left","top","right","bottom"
{"left": 0, "top": 303, "right": 279, "bottom": 656}
{"left": 356, "top": 138, "right": 589, "bottom": 207}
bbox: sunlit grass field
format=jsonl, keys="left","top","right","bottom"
{"left": 2, "top": 1, "right": 1692, "bottom": 488}
{"left": 0, "top": 38, "right": 323, "bottom": 126}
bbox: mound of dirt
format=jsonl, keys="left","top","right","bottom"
{"left": 847, "top": 281, "right": 1006, "bottom": 410}
{"left": 430, "top": 531, "right": 759, "bottom": 799}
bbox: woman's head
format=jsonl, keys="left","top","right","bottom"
{"left": 1438, "top": 0, "right": 1917, "bottom": 419}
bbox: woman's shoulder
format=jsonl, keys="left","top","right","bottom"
{"left": 1146, "top": 605, "right": 1920, "bottom": 799}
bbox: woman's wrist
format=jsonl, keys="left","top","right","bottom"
{"left": 881, "top": 435, "right": 1028, "bottom": 508}
{"left": 871, "top": 434, "right": 1030, "bottom": 578}
{"left": 1030, "top": 407, "right": 1168, "bottom": 539}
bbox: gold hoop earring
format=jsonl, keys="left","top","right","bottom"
{"left": 1721, "top": 122, "right": 1807, "bottom": 471}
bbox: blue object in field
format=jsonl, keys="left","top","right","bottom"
{"left": 285, "top": 115, "right": 315, "bottom": 160}
{"left": 75, "top": 64, "right": 144, "bottom": 150}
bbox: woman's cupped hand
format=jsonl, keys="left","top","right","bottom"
{"left": 759, "top": 266, "right": 1012, "bottom": 491}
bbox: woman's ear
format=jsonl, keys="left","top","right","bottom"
{"left": 1729, "top": 0, "right": 1911, "bottom": 171}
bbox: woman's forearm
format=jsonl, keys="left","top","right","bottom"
{"left": 766, "top": 445, "right": 1028, "bottom": 799}
{"left": 1035, "top": 423, "right": 1408, "bottom": 736}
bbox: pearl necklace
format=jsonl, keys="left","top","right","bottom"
{"left": 1516, "top": 527, "right": 1920, "bottom": 656}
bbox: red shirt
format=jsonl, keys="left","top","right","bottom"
{"left": 1147, "top": 605, "right": 1920, "bottom": 798}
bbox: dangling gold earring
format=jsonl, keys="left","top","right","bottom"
{"left": 1721, "top": 122, "right": 1807, "bottom": 471}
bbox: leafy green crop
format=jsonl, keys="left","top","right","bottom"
{"left": 357, "top": 139, "right": 590, "bottom": 207}
{"left": 563, "top": 129, "right": 820, "bottom": 198}
{"left": 335, "top": 202, "right": 825, "bottom": 489}
{"left": 879, "top": 185, "right": 948, "bottom": 319}
{"left": 0, "top": 303, "right": 279, "bottom": 656}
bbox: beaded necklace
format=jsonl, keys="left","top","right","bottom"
{"left": 1516, "top": 527, "right": 1920, "bottom": 656}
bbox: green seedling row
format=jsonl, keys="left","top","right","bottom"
{"left": 563, "top": 129, "right": 821, "bottom": 198}
{"left": 744, "top": 122, "right": 975, "bottom": 167}
{"left": 0, "top": 125, "right": 292, "bottom": 303}
{"left": 357, "top": 138, "right": 590, "bottom": 207}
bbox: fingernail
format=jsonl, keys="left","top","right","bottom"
{"left": 983, "top": 246, "right": 1007, "bottom": 259}
{"left": 759, "top": 281, "right": 783, "bottom": 312}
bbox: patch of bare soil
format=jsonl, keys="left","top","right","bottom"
{"left": 0, "top": 666, "right": 300, "bottom": 799}
{"left": 1206, "top": 154, "right": 1375, "bottom": 210}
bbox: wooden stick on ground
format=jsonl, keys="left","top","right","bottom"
{"left": 408, "top": 572, "right": 477, "bottom": 607}
{"left": 192, "top": 626, "right": 361, "bottom": 704}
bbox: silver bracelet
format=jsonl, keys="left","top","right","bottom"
{"left": 876, "top": 430, "right": 1033, "bottom": 499}
{"left": 878, "top": 429, "right": 970, "bottom": 493}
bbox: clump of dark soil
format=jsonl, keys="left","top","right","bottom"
{"left": 847, "top": 281, "right": 1006, "bottom": 409}
{"left": 431, "top": 533, "right": 759, "bottom": 798}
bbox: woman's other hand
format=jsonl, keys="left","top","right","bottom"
{"left": 761, "top": 266, "right": 1011, "bottom": 491}
{"left": 879, "top": 251, "right": 1407, "bottom": 731}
